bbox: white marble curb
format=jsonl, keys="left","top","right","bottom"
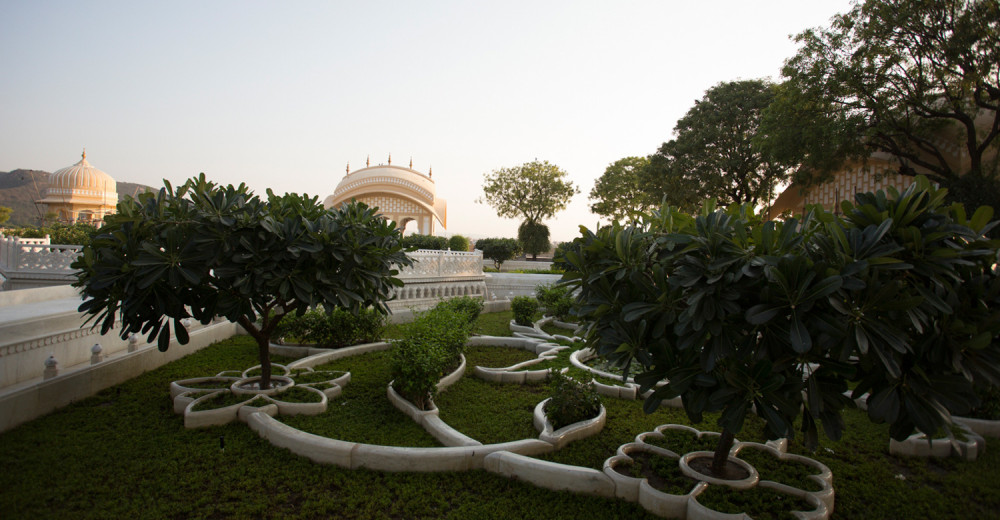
{"left": 484, "top": 451, "right": 616, "bottom": 498}
{"left": 954, "top": 415, "right": 1000, "bottom": 438}
{"left": 888, "top": 421, "right": 985, "bottom": 461}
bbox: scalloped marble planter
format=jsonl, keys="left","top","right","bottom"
{"left": 679, "top": 452, "right": 759, "bottom": 490}
{"left": 888, "top": 421, "right": 985, "bottom": 461}
{"left": 954, "top": 415, "right": 1000, "bottom": 439}
{"left": 533, "top": 398, "right": 607, "bottom": 449}
{"left": 184, "top": 391, "right": 261, "bottom": 428}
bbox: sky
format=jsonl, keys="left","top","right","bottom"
{"left": 0, "top": 0, "right": 853, "bottom": 243}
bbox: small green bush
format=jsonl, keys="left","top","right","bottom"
{"left": 535, "top": 283, "right": 574, "bottom": 319}
{"left": 545, "top": 371, "right": 602, "bottom": 430}
{"left": 401, "top": 233, "right": 449, "bottom": 250}
{"left": 273, "top": 306, "right": 385, "bottom": 348}
{"left": 434, "top": 296, "right": 484, "bottom": 326}
{"left": 448, "top": 234, "right": 471, "bottom": 251}
{"left": 511, "top": 296, "right": 539, "bottom": 326}
{"left": 390, "top": 306, "right": 473, "bottom": 410}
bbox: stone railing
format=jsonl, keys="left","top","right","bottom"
{"left": 389, "top": 249, "right": 487, "bottom": 310}
{"left": 0, "top": 234, "right": 83, "bottom": 291}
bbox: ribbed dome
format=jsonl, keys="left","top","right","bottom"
{"left": 49, "top": 150, "right": 117, "bottom": 195}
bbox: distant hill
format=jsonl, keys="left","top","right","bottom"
{"left": 0, "top": 169, "right": 155, "bottom": 226}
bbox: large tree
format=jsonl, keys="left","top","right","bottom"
{"left": 73, "top": 174, "right": 410, "bottom": 389}
{"left": 588, "top": 156, "right": 656, "bottom": 223}
{"left": 644, "top": 80, "right": 793, "bottom": 210}
{"left": 479, "top": 159, "right": 578, "bottom": 222}
{"left": 761, "top": 0, "right": 1000, "bottom": 193}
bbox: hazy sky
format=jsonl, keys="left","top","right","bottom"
{"left": 1, "top": 0, "right": 852, "bottom": 242}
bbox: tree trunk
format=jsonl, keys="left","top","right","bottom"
{"left": 257, "top": 335, "right": 271, "bottom": 390}
{"left": 711, "top": 428, "right": 736, "bottom": 477}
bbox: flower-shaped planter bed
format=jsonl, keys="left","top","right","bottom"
{"left": 171, "top": 365, "right": 351, "bottom": 428}
{"left": 954, "top": 415, "right": 1000, "bottom": 439}
{"left": 533, "top": 398, "right": 607, "bottom": 450}
{"left": 602, "top": 425, "right": 834, "bottom": 519}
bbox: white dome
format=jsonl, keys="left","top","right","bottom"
{"left": 43, "top": 150, "right": 118, "bottom": 202}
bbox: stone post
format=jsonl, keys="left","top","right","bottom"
{"left": 90, "top": 343, "right": 103, "bottom": 365}
{"left": 43, "top": 355, "right": 58, "bottom": 380}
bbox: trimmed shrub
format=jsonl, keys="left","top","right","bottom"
{"left": 545, "top": 371, "right": 602, "bottom": 430}
{"left": 535, "top": 283, "right": 574, "bottom": 319}
{"left": 518, "top": 220, "right": 551, "bottom": 259}
{"left": 390, "top": 306, "right": 473, "bottom": 410}
{"left": 401, "top": 233, "right": 449, "bottom": 250}
{"left": 476, "top": 237, "right": 522, "bottom": 270}
{"left": 434, "top": 296, "right": 483, "bottom": 326}
{"left": 273, "top": 307, "right": 385, "bottom": 348}
{"left": 511, "top": 296, "right": 538, "bottom": 326}
{"left": 970, "top": 385, "right": 1000, "bottom": 421}
{"left": 448, "top": 234, "right": 471, "bottom": 252}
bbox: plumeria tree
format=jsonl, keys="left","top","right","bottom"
{"left": 73, "top": 174, "right": 411, "bottom": 389}
{"left": 559, "top": 178, "right": 1000, "bottom": 477}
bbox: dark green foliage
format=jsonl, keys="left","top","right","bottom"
{"left": 518, "top": 220, "right": 551, "bottom": 259}
{"left": 401, "top": 233, "right": 449, "bottom": 250}
{"left": 558, "top": 177, "right": 1000, "bottom": 473}
{"left": 71, "top": 173, "right": 410, "bottom": 389}
{"left": 274, "top": 306, "right": 385, "bottom": 348}
{"left": 511, "top": 296, "right": 538, "bottom": 326}
{"left": 695, "top": 484, "right": 813, "bottom": 519}
{"left": 545, "top": 371, "right": 602, "bottom": 430}
{"left": 390, "top": 307, "right": 473, "bottom": 410}
{"left": 535, "top": 283, "right": 574, "bottom": 319}
{"left": 434, "top": 296, "right": 484, "bottom": 326}
{"left": 475, "top": 237, "right": 522, "bottom": 270}
{"left": 448, "top": 234, "right": 471, "bottom": 252}
{"left": 969, "top": 385, "right": 1000, "bottom": 421}
{"left": 589, "top": 156, "right": 655, "bottom": 223}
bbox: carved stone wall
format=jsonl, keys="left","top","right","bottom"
{"left": 0, "top": 235, "right": 83, "bottom": 290}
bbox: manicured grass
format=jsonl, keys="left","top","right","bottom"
{"left": 2, "top": 312, "right": 1000, "bottom": 519}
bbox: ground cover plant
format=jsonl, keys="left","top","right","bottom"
{"left": 3, "top": 311, "right": 1000, "bottom": 518}
{"left": 273, "top": 306, "right": 385, "bottom": 348}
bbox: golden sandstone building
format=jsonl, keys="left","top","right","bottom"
{"left": 324, "top": 156, "right": 447, "bottom": 236}
{"left": 35, "top": 150, "right": 118, "bottom": 226}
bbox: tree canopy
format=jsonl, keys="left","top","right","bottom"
{"left": 644, "top": 80, "right": 792, "bottom": 210}
{"left": 0, "top": 206, "right": 12, "bottom": 225}
{"left": 73, "top": 174, "right": 410, "bottom": 388}
{"left": 760, "top": 0, "right": 1000, "bottom": 191}
{"left": 559, "top": 179, "right": 1000, "bottom": 475}
{"left": 479, "top": 160, "right": 578, "bottom": 224}
{"left": 588, "top": 156, "right": 655, "bottom": 223}
{"left": 517, "top": 220, "right": 551, "bottom": 259}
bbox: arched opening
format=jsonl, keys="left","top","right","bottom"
{"left": 399, "top": 217, "right": 416, "bottom": 236}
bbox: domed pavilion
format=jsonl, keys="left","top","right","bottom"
{"left": 36, "top": 150, "right": 118, "bottom": 226}
{"left": 324, "top": 156, "right": 447, "bottom": 235}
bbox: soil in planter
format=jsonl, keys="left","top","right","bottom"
{"left": 276, "top": 386, "right": 323, "bottom": 403}
{"left": 613, "top": 451, "right": 700, "bottom": 495}
{"left": 645, "top": 428, "right": 720, "bottom": 455}
{"left": 696, "top": 484, "right": 814, "bottom": 520}
{"left": 688, "top": 455, "right": 751, "bottom": 481}
{"left": 190, "top": 391, "right": 250, "bottom": 412}
{"left": 735, "top": 447, "right": 825, "bottom": 492}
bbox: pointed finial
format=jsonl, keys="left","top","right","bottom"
{"left": 366, "top": 155, "right": 370, "bottom": 167}
{"left": 429, "top": 166, "right": 432, "bottom": 178}
{"left": 388, "top": 153, "right": 392, "bottom": 165}
{"left": 82, "top": 148, "right": 87, "bottom": 160}
{"left": 346, "top": 162, "right": 350, "bottom": 174}
{"left": 409, "top": 157, "right": 413, "bottom": 169}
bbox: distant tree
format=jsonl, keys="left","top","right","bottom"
{"left": 479, "top": 159, "right": 578, "bottom": 225}
{"left": 517, "top": 220, "right": 551, "bottom": 260}
{"left": 0, "top": 206, "right": 12, "bottom": 225}
{"left": 475, "top": 238, "right": 522, "bottom": 270}
{"left": 589, "top": 156, "right": 655, "bottom": 222}
{"left": 448, "top": 234, "right": 471, "bottom": 252}
{"left": 73, "top": 174, "right": 410, "bottom": 389}
{"left": 760, "top": 0, "right": 1000, "bottom": 196}
{"left": 646, "top": 80, "right": 792, "bottom": 210}
{"left": 43, "top": 212, "right": 58, "bottom": 226}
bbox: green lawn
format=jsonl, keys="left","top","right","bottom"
{"left": 1, "top": 311, "right": 998, "bottom": 519}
